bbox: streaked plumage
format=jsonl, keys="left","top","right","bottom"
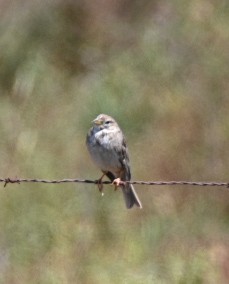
{"left": 86, "top": 114, "right": 142, "bottom": 209}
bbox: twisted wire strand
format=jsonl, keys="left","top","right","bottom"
{"left": 0, "top": 178, "right": 229, "bottom": 188}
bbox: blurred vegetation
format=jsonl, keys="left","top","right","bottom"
{"left": 0, "top": 0, "right": 229, "bottom": 283}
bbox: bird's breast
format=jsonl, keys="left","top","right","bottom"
{"left": 88, "top": 129, "right": 122, "bottom": 173}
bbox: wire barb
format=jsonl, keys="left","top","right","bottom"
{"left": 0, "top": 177, "right": 229, "bottom": 189}
{"left": 3, "top": 178, "right": 20, "bottom": 187}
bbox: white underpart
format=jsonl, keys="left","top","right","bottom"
{"left": 94, "top": 128, "right": 116, "bottom": 144}
{"left": 89, "top": 127, "right": 122, "bottom": 174}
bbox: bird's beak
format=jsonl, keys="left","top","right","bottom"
{"left": 92, "top": 118, "right": 103, "bottom": 125}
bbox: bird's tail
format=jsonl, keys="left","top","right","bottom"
{"left": 122, "top": 184, "right": 142, "bottom": 209}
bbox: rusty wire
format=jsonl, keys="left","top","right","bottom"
{"left": 0, "top": 177, "right": 229, "bottom": 188}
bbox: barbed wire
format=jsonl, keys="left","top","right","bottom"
{"left": 0, "top": 177, "right": 229, "bottom": 188}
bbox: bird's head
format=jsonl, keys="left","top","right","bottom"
{"left": 92, "top": 114, "right": 117, "bottom": 130}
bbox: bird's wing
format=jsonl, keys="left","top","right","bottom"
{"left": 114, "top": 135, "right": 131, "bottom": 181}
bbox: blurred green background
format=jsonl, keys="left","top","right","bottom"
{"left": 0, "top": 0, "right": 229, "bottom": 283}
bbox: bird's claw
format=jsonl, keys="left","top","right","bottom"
{"left": 112, "top": 178, "right": 121, "bottom": 191}
{"left": 97, "top": 181, "right": 103, "bottom": 194}
{"left": 96, "top": 173, "right": 106, "bottom": 196}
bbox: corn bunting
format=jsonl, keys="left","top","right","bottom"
{"left": 86, "top": 114, "right": 142, "bottom": 209}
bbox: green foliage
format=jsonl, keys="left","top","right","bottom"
{"left": 0, "top": 0, "right": 229, "bottom": 282}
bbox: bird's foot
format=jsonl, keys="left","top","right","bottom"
{"left": 96, "top": 173, "right": 106, "bottom": 195}
{"left": 112, "top": 178, "right": 122, "bottom": 191}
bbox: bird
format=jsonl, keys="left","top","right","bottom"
{"left": 86, "top": 114, "right": 142, "bottom": 209}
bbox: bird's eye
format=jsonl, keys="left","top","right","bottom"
{"left": 105, "top": 120, "right": 112, "bottom": 124}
